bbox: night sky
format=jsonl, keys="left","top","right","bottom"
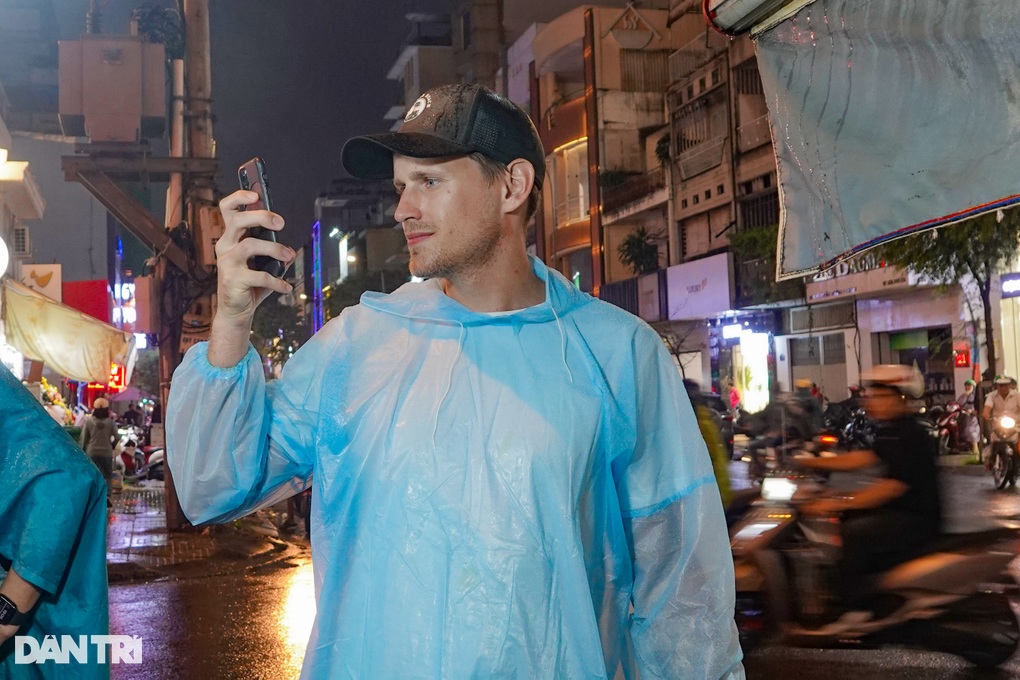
{"left": 24, "top": 0, "right": 445, "bottom": 274}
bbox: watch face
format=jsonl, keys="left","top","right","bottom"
{"left": 0, "top": 594, "right": 22, "bottom": 625}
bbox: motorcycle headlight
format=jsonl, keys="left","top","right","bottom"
{"left": 1000, "top": 416, "right": 1016, "bottom": 429}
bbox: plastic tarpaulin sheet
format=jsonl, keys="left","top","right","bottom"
{"left": 3, "top": 278, "right": 135, "bottom": 383}
{"left": 748, "top": 0, "right": 1020, "bottom": 279}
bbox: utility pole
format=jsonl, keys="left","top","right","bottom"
{"left": 159, "top": 0, "right": 216, "bottom": 530}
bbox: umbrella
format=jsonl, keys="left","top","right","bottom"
{"left": 107, "top": 386, "right": 152, "bottom": 403}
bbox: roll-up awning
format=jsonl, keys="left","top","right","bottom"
{"left": 704, "top": 0, "right": 1020, "bottom": 280}
{"left": 3, "top": 279, "right": 136, "bottom": 384}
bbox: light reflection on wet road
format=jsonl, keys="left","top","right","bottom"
{"left": 110, "top": 558, "right": 314, "bottom": 680}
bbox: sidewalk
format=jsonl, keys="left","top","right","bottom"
{"left": 107, "top": 483, "right": 309, "bottom": 583}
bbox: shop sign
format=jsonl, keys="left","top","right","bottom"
{"left": 665, "top": 252, "right": 734, "bottom": 320}
{"left": 1002, "top": 272, "right": 1020, "bottom": 299}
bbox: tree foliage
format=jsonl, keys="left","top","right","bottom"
{"left": 726, "top": 223, "right": 802, "bottom": 305}
{"left": 130, "top": 348, "right": 160, "bottom": 396}
{"left": 324, "top": 269, "right": 410, "bottom": 320}
{"left": 251, "top": 295, "right": 311, "bottom": 374}
{"left": 877, "top": 208, "right": 1020, "bottom": 380}
{"left": 617, "top": 226, "right": 664, "bottom": 276}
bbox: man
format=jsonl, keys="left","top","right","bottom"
{"left": 0, "top": 364, "right": 109, "bottom": 678}
{"left": 797, "top": 365, "right": 942, "bottom": 629}
{"left": 167, "top": 83, "right": 742, "bottom": 678}
{"left": 121, "top": 402, "right": 141, "bottom": 427}
{"left": 982, "top": 375, "right": 1020, "bottom": 468}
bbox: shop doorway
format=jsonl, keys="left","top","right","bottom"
{"left": 789, "top": 333, "right": 848, "bottom": 405}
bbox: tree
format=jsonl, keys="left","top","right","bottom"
{"left": 130, "top": 348, "right": 160, "bottom": 396}
{"left": 617, "top": 226, "right": 664, "bottom": 276}
{"left": 251, "top": 295, "right": 311, "bottom": 375}
{"left": 324, "top": 269, "right": 410, "bottom": 320}
{"left": 878, "top": 208, "right": 1020, "bottom": 381}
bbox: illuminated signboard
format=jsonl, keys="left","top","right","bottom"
{"left": 1002, "top": 273, "right": 1020, "bottom": 299}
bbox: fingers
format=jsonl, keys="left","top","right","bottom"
{"left": 217, "top": 190, "right": 285, "bottom": 252}
{"left": 218, "top": 236, "right": 295, "bottom": 277}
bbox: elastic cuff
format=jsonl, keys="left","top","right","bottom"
{"left": 185, "top": 342, "right": 260, "bottom": 380}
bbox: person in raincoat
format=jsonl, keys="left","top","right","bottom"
{"left": 168, "top": 83, "right": 743, "bottom": 679}
{"left": 0, "top": 364, "right": 109, "bottom": 678}
{"left": 80, "top": 398, "right": 117, "bottom": 491}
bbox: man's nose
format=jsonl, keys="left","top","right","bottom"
{"left": 394, "top": 190, "right": 421, "bottom": 223}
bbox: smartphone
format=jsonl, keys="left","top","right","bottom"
{"left": 237, "top": 156, "right": 287, "bottom": 278}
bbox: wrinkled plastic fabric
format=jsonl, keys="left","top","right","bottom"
{"left": 0, "top": 363, "right": 109, "bottom": 679}
{"left": 167, "top": 257, "right": 743, "bottom": 679}
{"left": 752, "top": 0, "right": 1020, "bottom": 279}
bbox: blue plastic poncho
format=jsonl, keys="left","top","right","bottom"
{"left": 168, "top": 257, "right": 743, "bottom": 679}
{"left": 0, "top": 364, "right": 109, "bottom": 679}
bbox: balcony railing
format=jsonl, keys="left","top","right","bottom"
{"left": 668, "top": 33, "right": 728, "bottom": 83}
{"left": 600, "top": 270, "right": 668, "bottom": 323}
{"left": 555, "top": 197, "right": 588, "bottom": 228}
{"left": 737, "top": 114, "right": 771, "bottom": 153}
{"left": 602, "top": 167, "right": 667, "bottom": 214}
{"left": 678, "top": 136, "right": 726, "bottom": 180}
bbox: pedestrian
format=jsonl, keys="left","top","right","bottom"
{"left": 120, "top": 401, "right": 141, "bottom": 427}
{"left": 956, "top": 379, "right": 980, "bottom": 456}
{"left": 727, "top": 376, "right": 741, "bottom": 413}
{"left": 167, "top": 83, "right": 743, "bottom": 678}
{"left": 0, "top": 363, "right": 109, "bottom": 677}
{"left": 79, "top": 397, "right": 117, "bottom": 492}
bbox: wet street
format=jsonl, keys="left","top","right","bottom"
{"left": 110, "top": 559, "right": 314, "bottom": 680}
{"left": 107, "top": 467, "right": 1020, "bottom": 679}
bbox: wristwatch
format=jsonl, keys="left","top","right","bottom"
{"left": 0, "top": 594, "right": 28, "bottom": 626}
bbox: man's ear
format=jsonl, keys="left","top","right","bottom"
{"left": 502, "top": 159, "right": 536, "bottom": 214}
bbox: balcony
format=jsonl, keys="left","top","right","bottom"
{"left": 678, "top": 136, "right": 726, "bottom": 180}
{"left": 599, "top": 270, "right": 668, "bottom": 323}
{"left": 668, "top": 33, "right": 728, "bottom": 83}
{"left": 737, "top": 114, "right": 771, "bottom": 153}
{"left": 602, "top": 167, "right": 666, "bottom": 214}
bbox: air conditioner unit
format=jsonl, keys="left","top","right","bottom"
{"left": 12, "top": 226, "right": 31, "bottom": 258}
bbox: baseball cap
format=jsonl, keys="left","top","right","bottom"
{"left": 341, "top": 83, "right": 546, "bottom": 189}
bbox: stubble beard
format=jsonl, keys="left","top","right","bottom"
{"left": 408, "top": 219, "right": 504, "bottom": 282}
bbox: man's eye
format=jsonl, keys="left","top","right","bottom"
{"left": 424, "top": 178, "right": 440, "bottom": 187}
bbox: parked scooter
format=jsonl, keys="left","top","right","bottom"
{"left": 990, "top": 415, "right": 1020, "bottom": 488}
{"left": 731, "top": 471, "right": 1020, "bottom": 667}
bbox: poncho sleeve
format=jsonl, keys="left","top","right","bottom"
{"left": 166, "top": 320, "right": 338, "bottom": 524}
{"left": 611, "top": 326, "right": 744, "bottom": 680}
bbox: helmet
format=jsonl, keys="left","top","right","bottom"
{"left": 93, "top": 397, "right": 110, "bottom": 409}
{"left": 795, "top": 378, "right": 812, "bottom": 390}
{"left": 964, "top": 379, "right": 976, "bottom": 387}
{"left": 994, "top": 375, "right": 1013, "bottom": 386}
{"left": 861, "top": 364, "right": 924, "bottom": 399}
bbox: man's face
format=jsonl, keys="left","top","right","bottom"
{"left": 998, "top": 384, "right": 1012, "bottom": 398}
{"left": 392, "top": 154, "right": 504, "bottom": 280}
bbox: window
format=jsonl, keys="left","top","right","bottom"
{"left": 566, "top": 249, "right": 593, "bottom": 292}
{"left": 693, "top": 194, "right": 699, "bottom": 205}
{"left": 704, "top": 190, "right": 711, "bottom": 200}
{"left": 461, "top": 11, "right": 472, "bottom": 49}
{"left": 717, "top": 184, "right": 725, "bottom": 195}
{"left": 681, "top": 199, "right": 688, "bottom": 209}
{"left": 620, "top": 50, "right": 670, "bottom": 92}
{"left": 711, "top": 69, "right": 720, "bottom": 86}
{"left": 550, "top": 140, "right": 589, "bottom": 228}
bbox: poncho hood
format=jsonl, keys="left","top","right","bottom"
{"left": 359, "top": 255, "right": 592, "bottom": 325}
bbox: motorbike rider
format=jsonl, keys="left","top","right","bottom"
{"left": 796, "top": 364, "right": 942, "bottom": 631}
{"left": 981, "top": 375, "right": 1020, "bottom": 469}
{"left": 956, "top": 379, "right": 980, "bottom": 455}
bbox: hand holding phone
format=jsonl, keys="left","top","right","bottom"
{"left": 237, "top": 157, "right": 287, "bottom": 278}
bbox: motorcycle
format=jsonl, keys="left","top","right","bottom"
{"left": 731, "top": 472, "right": 1020, "bottom": 667}
{"left": 990, "top": 415, "right": 1020, "bottom": 489}
{"left": 928, "top": 402, "right": 962, "bottom": 456}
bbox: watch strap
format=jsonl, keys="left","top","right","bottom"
{"left": 0, "top": 593, "right": 28, "bottom": 626}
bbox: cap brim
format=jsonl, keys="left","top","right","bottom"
{"left": 341, "top": 133, "right": 474, "bottom": 180}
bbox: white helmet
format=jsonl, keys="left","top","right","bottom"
{"left": 861, "top": 364, "right": 924, "bottom": 399}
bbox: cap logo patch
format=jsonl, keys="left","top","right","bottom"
{"left": 404, "top": 94, "right": 430, "bottom": 122}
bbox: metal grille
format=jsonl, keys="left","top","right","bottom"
{"left": 621, "top": 50, "right": 670, "bottom": 92}
{"left": 789, "top": 337, "right": 821, "bottom": 366}
{"left": 738, "top": 191, "right": 779, "bottom": 230}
